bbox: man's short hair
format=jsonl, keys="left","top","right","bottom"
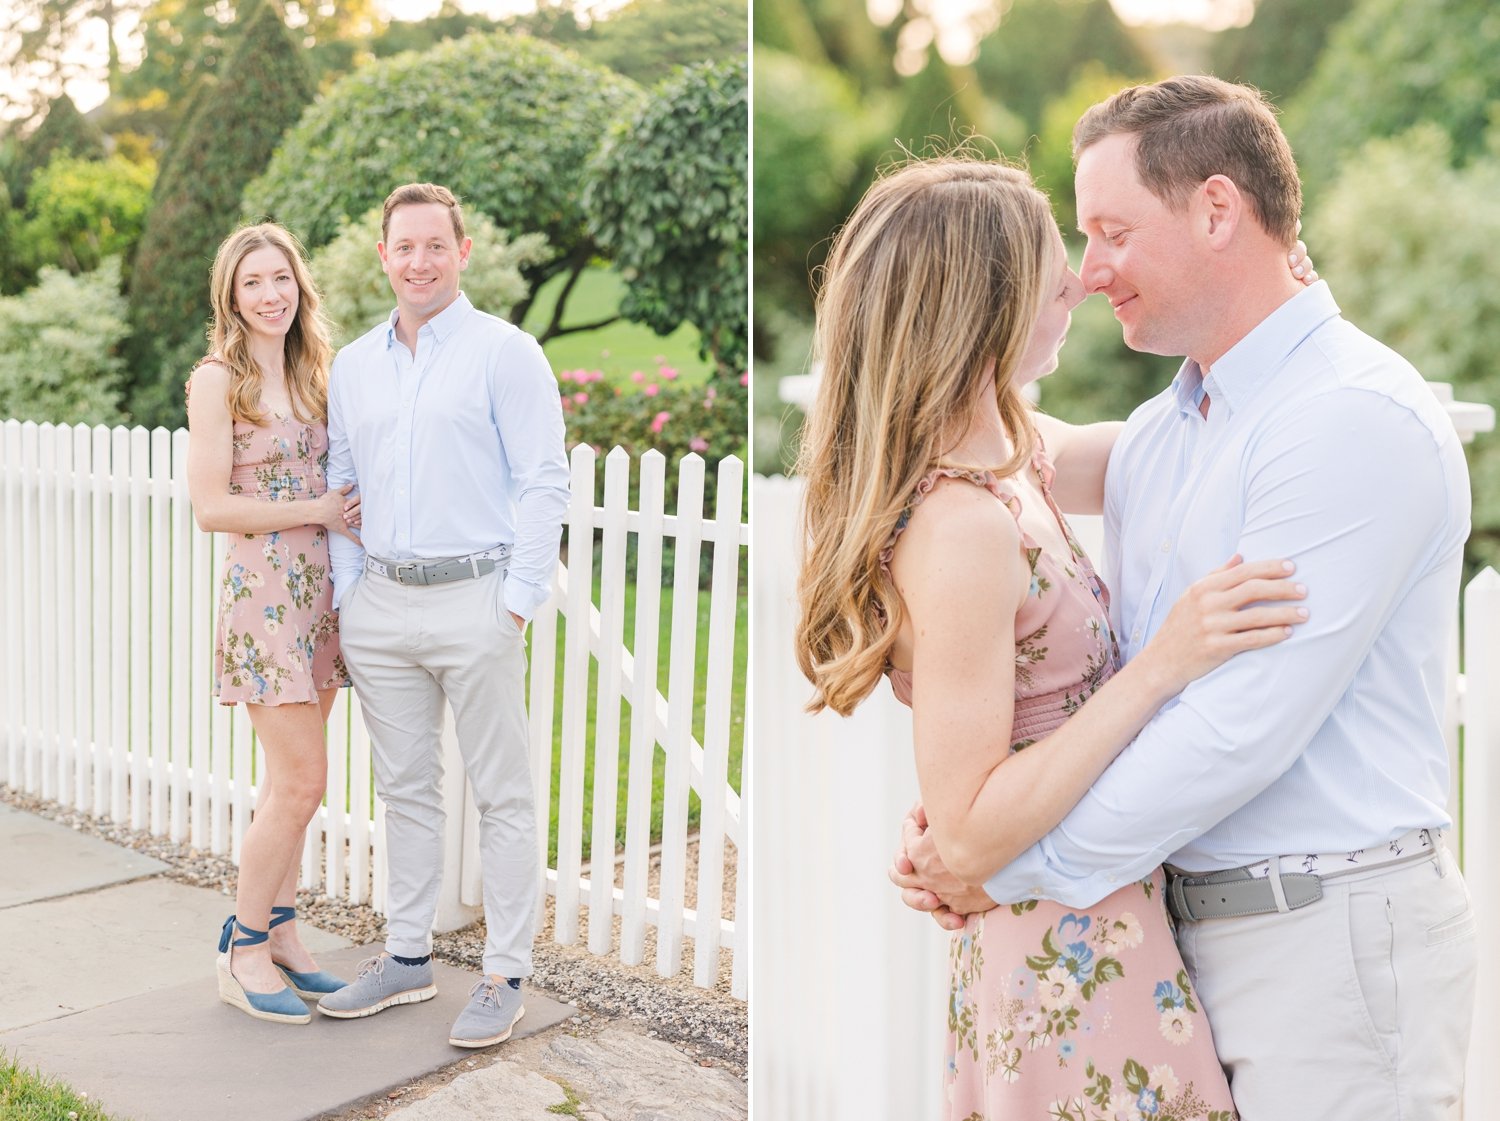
{"left": 381, "top": 182, "right": 466, "bottom": 244}
{"left": 1073, "top": 75, "right": 1302, "bottom": 246}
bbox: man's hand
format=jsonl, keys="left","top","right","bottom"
{"left": 509, "top": 611, "right": 527, "bottom": 635}
{"left": 889, "top": 803, "right": 998, "bottom": 932}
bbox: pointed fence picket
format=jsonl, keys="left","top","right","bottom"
{"left": 0, "top": 420, "right": 746, "bottom": 996}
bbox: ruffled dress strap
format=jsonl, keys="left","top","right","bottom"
{"left": 878, "top": 466, "right": 1037, "bottom": 575}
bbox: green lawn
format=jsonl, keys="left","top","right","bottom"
{"left": 1, "top": 1052, "right": 123, "bottom": 1121}
{"left": 523, "top": 267, "right": 713, "bottom": 386}
{"left": 537, "top": 572, "right": 747, "bottom": 867}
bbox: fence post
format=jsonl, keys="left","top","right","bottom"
{"left": 1463, "top": 567, "right": 1500, "bottom": 1120}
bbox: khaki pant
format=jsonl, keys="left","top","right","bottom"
{"left": 1177, "top": 842, "right": 1477, "bottom": 1120}
{"left": 339, "top": 563, "right": 536, "bottom": 978}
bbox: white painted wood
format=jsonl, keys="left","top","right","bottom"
{"left": 326, "top": 689, "right": 350, "bottom": 899}
{"left": 19, "top": 423, "right": 41, "bottom": 795}
{"left": 71, "top": 425, "right": 92, "bottom": 810}
{"left": 528, "top": 572, "right": 561, "bottom": 908}
{"left": 210, "top": 529, "right": 232, "bottom": 854}
{"left": 656, "top": 454, "right": 705, "bottom": 978}
{"left": 2, "top": 422, "right": 22, "bottom": 787}
{"left": 53, "top": 427, "right": 73, "bottom": 806}
{"left": 554, "top": 443, "right": 597, "bottom": 946}
{"left": 586, "top": 447, "right": 631, "bottom": 955}
{"left": 693, "top": 454, "right": 742, "bottom": 987}
{"left": 1463, "top": 567, "right": 1500, "bottom": 1121}
{"left": 129, "top": 428, "right": 150, "bottom": 829}
{"left": 348, "top": 693, "right": 372, "bottom": 906}
{"left": 190, "top": 456, "right": 212, "bottom": 850}
{"left": 109, "top": 426, "right": 130, "bottom": 824}
{"left": 620, "top": 450, "right": 666, "bottom": 966}
{"left": 36, "top": 424, "right": 56, "bottom": 801}
{"left": 170, "top": 429, "right": 192, "bottom": 841}
{"left": 90, "top": 424, "right": 111, "bottom": 816}
{"left": 149, "top": 427, "right": 171, "bottom": 835}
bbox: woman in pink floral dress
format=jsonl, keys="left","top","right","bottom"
{"left": 794, "top": 160, "right": 1315, "bottom": 1119}
{"left": 187, "top": 223, "right": 358, "bottom": 1024}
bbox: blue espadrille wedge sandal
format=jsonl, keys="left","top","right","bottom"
{"left": 216, "top": 915, "right": 312, "bottom": 1024}
{"left": 267, "top": 906, "right": 347, "bottom": 999}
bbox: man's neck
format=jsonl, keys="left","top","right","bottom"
{"left": 394, "top": 293, "right": 461, "bottom": 353}
{"left": 1188, "top": 260, "right": 1304, "bottom": 370}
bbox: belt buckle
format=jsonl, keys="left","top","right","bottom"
{"left": 394, "top": 561, "right": 422, "bottom": 586}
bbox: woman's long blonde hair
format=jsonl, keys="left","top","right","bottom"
{"left": 793, "top": 158, "right": 1058, "bottom": 716}
{"left": 206, "top": 223, "right": 333, "bottom": 425}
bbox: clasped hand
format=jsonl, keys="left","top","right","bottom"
{"left": 888, "top": 802, "right": 998, "bottom": 932}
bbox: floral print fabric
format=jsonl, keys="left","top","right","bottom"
{"left": 882, "top": 448, "right": 1237, "bottom": 1120}
{"left": 213, "top": 412, "right": 349, "bottom": 705}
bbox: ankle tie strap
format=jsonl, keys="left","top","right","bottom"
{"left": 218, "top": 915, "right": 270, "bottom": 953}
{"left": 268, "top": 906, "right": 296, "bottom": 929}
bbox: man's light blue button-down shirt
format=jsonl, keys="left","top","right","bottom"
{"left": 326, "top": 292, "right": 570, "bottom": 619}
{"left": 985, "top": 282, "right": 1471, "bottom": 907}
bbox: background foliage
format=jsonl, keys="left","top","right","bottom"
{"left": 586, "top": 58, "right": 748, "bottom": 377}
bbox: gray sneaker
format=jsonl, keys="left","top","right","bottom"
{"left": 448, "top": 978, "right": 526, "bottom": 1048}
{"left": 316, "top": 954, "right": 437, "bottom": 1019}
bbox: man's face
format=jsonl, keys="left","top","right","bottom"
{"left": 378, "top": 202, "right": 471, "bottom": 324}
{"left": 1075, "top": 133, "right": 1202, "bottom": 357}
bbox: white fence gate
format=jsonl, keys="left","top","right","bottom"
{"left": 753, "top": 472, "right": 1500, "bottom": 1121}
{"left": 0, "top": 420, "right": 746, "bottom": 997}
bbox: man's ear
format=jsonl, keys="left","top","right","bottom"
{"left": 1200, "top": 174, "right": 1241, "bottom": 248}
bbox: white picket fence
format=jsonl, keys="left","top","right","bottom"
{"left": 753, "top": 472, "right": 1500, "bottom": 1121}
{"left": 0, "top": 420, "right": 746, "bottom": 997}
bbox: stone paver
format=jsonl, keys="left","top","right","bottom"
{"left": 0, "top": 942, "right": 576, "bottom": 1121}
{"left": 0, "top": 802, "right": 168, "bottom": 908}
{"left": 378, "top": 1061, "right": 571, "bottom": 1120}
{"left": 0, "top": 876, "right": 350, "bottom": 1031}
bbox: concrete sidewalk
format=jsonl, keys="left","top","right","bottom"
{"left": 0, "top": 802, "right": 744, "bottom": 1121}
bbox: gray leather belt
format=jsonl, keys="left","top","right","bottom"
{"left": 366, "top": 547, "right": 509, "bottom": 587}
{"left": 1166, "top": 867, "right": 1323, "bottom": 921}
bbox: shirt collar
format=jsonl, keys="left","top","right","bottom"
{"left": 383, "top": 291, "right": 473, "bottom": 349}
{"left": 1169, "top": 280, "right": 1341, "bottom": 419}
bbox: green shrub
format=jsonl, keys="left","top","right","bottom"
{"left": 244, "top": 30, "right": 642, "bottom": 317}
{"left": 11, "top": 94, "right": 105, "bottom": 204}
{"left": 0, "top": 257, "right": 129, "bottom": 426}
{"left": 16, "top": 154, "right": 154, "bottom": 279}
{"left": 126, "top": 0, "right": 316, "bottom": 429}
{"left": 585, "top": 58, "right": 747, "bottom": 377}
{"left": 310, "top": 207, "right": 550, "bottom": 347}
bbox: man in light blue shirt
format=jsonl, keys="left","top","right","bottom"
{"left": 899, "top": 78, "right": 1477, "bottom": 1117}
{"left": 315, "top": 183, "right": 569, "bottom": 1048}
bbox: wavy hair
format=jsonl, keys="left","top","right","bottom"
{"left": 793, "top": 158, "right": 1058, "bottom": 716}
{"left": 205, "top": 223, "right": 333, "bottom": 426}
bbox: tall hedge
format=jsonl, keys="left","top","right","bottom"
{"left": 585, "top": 58, "right": 748, "bottom": 376}
{"left": 12, "top": 94, "right": 106, "bottom": 205}
{"left": 125, "top": 0, "right": 315, "bottom": 428}
{"left": 243, "top": 31, "right": 642, "bottom": 321}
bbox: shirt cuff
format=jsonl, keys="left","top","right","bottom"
{"left": 503, "top": 572, "right": 552, "bottom": 622}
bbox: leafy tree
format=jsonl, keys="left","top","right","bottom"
{"left": 583, "top": 0, "right": 747, "bottom": 86}
{"left": 370, "top": 2, "right": 502, "bottom": 57}
{"left": 972, "top": 0, "right": 1153, "bottom": 136}
{"left": 1307, "top": 122, "right": 1500, "bottom": 574}
{"left": 585, "top": 59, "right": 747, "bottom": 376}
{"left": 1209, "top": 0, "right": 1357, "bottom": 105}
{"left": 1028, "top": 64, "right": 1140, "bottom": 238}
{"left": 126, "top": 0, "right": 316, "bottom": 428}
{"left": 117, "top": 0, "right": 379, "bottom": 146}
{"left": 11, "top": 93, "right": 105, "bottom": 203}
{"left": 0, "top": 256, "right": 129, "bottom": 425}
{"left": 310, "top": 206, "right": 549, "bottom": 347}
{"left": 15, "top": 152, "right": 153, "bottom": 280}
{"left": 1286, "top": 0, "right": 1500, "bottom": 195}
{"left": 245, "top": 31, "right": 642, "bottom": 335}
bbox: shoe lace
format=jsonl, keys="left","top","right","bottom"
{"left": 467, "top": 979, "right": 504, "bottom": 1009}
{"left": 355, "top": 955, "right": 387, "bottom": 980}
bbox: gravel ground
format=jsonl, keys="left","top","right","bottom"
{"left": 0, "top": 784, "right": 747, "bottom": 1078}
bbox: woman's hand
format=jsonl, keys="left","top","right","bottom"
{"left": 314, "top": 483, "right": 359, "bottom": 542}
{"left": 1290, "top": 238, "right": 1318, "bottom": 286}
{"left": 344, "top": 491, "right": 362, "bottom": 529}
{"left": 1143, "top": 555, "right": 1308, "bottom": 693}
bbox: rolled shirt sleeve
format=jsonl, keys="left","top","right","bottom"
{"left": 325, "top": 353, "right": 366, "bottom": 612}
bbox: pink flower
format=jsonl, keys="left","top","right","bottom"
{"left": 631, "top": 370, "right": 645, "bottom": 383}
{"left": 689, "top": 436, "right": 709, "bottom": 452}
{"left": 739, "top": 372, "right": 749, "bottom": 387}
{"left": 573, "top": 392, "right": 589, "bottom": 405}
{"left": 706, "top": 386, "right": 718, "bottom": 399}
{"left": 644, "top": 383, "right": 660, "bottom": 397}
{"left": 660, "top": 366, "right": 679, "bottom": 380}
{"left": 650, "top": 410, "right": 671, "bottom": 434}
{"left": 558, "top": 369, "right": 573, "bottom": 383}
